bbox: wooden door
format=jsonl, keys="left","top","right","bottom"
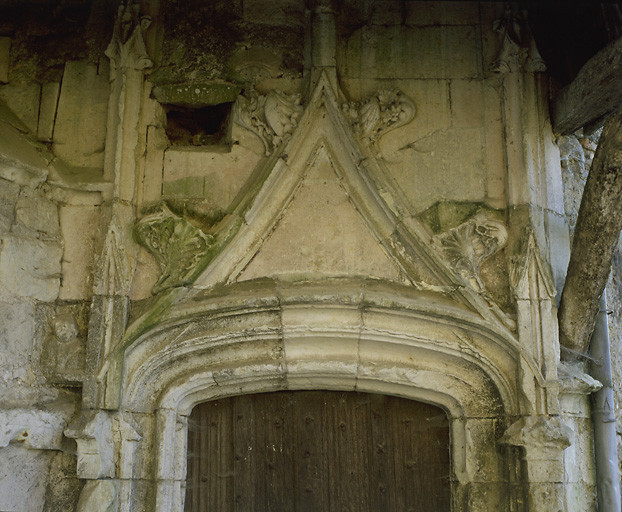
{"left": 185, "top": 391, "right": 451, "bottom": 511}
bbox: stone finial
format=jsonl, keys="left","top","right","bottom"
{"left": 232, "top": 89, "right": 303, "bottom": 156}
{"left": 490, "top": 10, "right": 546, "bottom": 74}
{"left": 134, "top": 204, "right": 215, "bottom": 292}
{"left": 434, "top": 212, "right": 508, "bottom": 293}
{"left": 105, "top": 1, "right": 153, "bottom": 71}
{"left": 342, "top": 90, "right": 416, "bottom": 144}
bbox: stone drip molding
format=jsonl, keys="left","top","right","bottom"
{"left": 134, "top": 204, "right": 215, "bottom": 293}
{"left": 232, "top": 89, "right": 303, "bottom": 156}
{"left": 434, "top": 212, "right": 508, "bottom": 294}
{"left": 342, "top": 89, "right": 416, "bottom": 144}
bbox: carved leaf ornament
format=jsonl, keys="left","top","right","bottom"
{"left": 342, "top": 89, "right": 416, "bottom": 144}
{"left": 134, "top": 205, "right": 215, "bottom": 292}
{"left": 232, "top": 89, "right": 303, "bottom": 156}
{"left": 434, "top": 212, "right": 508, "bottom": 292}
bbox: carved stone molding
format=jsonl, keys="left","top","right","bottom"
{"left": 232, "top": 89, "right": 303, "bottom": 156}
{"left": 342, "top": 90, "right": 416, "bottom": 144}
{"left": 434, "top": 212, "right": 508, "bottom": 292}
{"left": 105, "top": 1, "right": 153, "bottom": 71}
{"left": 134, "top": 204, "right": 215, "bottom": 292}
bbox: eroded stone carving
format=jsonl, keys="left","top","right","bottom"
{"left": 232, "top": 89, "right": 303, "bottom": 156}
{"left": 105, "top": 1, "right": 153, "bottom": 71}
{"left": 342, "top": 90, "right": 416, "bottom": 144}
{"left": 40, "top": 313, "right": 85, "bottom": 382}
{"left": 434, "top": 212, "right": 508, "bottom": 292}
{"left": 134, "top": 204, "right": 215, "bottom": 292}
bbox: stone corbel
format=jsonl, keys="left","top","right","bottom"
{"left": 434, "top": 211, "right": 508, "bottom": 293}
{"left": 342, "top": 89, "right": 416, "bottom": 144}
{"left": 232, "top": 89, "right": 303, "bottom": 156}
{"left": 558, "top": 361, "right": 602, "bottom": 396}
{"left": 500, "top": 416, "right": 572, "bottom": 510}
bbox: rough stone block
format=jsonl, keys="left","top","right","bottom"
{"left": 0, "top": 301, "right": 35, "bottom": 380}
{"left": 464, "top": 418, "right": 505, "bottom": 482}
{"left": 0, "top": 236, "right": 62, "bottom": 301}
{"left": 0, "top": 82, "right": 41, "bottom": 134}
{"left": 15, "top": 189, "right": 59, "bottom": 237}
{"left": 0, "top": 177, "right": 19, "bottom": 232}
{"left": 481, "top": 79, "right": 506, "bottom": 208}
{"left": 450, "top": 79, "right": 484, "bottom": 128}
{"left": 53, "top": 61, "right": 108, "bottom": 169}
{"left": 0, "top": 119, "right": 50, "bottom": 187}
{"left": 129, "top": 247, "right": 160, "bottom": 301}
{"left": 58, "top": 205, "right": 99, "bottom": 300}
{"left": 0, "top": 445, "right": 52, "bottom": 512}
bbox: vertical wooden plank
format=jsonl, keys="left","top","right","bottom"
{"left": 369, "top": 393, "right": 396, "bottom": 511}
{"left": 205, "top": 399, "right": 234, "bottom": 512}
{"left": 331, "top": 392, "right": 370, "bottom": 512}
{"left": 233, "top": 394, "right": 256, "bottom": 512}
{"left": 293, "top": 391, "right": 329, "bottom": 511}
{"left": 262, "top": 392, "right": 295, "bottom": 512}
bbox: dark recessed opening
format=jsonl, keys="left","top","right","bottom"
{"left": 165, "top": 102, "right": 233, "bottom": 146}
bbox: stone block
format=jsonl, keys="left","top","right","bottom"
{"left": 242, "top": 0, "right": 304, "bottom": 28}
{"left": 162, "top": 145, "right": 260, "bottom": 209}
{"left": 464, "top": 418, "right": 505, "bottom": 482}
{"left": 58, "top": 205, "right": 100, "bottom": 300}
{"left": 0, "top": 37, "right": 10, "bottom": 83}
{"left": 0, "top": 119, "right": 50, "bottom": 187}
{"left": 0, "top": 236, "right": 62, "bottom": 301}
{"left": 15, "top": 189, "right": 59, "bottom": 237}
{"left": 562, "top": 417, "right": 595, "bottom": 485}
{"left": 0, "top": 177, "right": 19, "bottom": 232}
{"left": 53, "top": 61, "right": 108, "bottom": 169}
{"left": 343, "top": 26, "right": 480, "bottom": 80}
{"left": 405, "top": 1, "right": 480, "bottom": 26}
{"left": 0, "top": 445, "right": 53, "bottom": 512}
{"left": 369, "top": 0, "right": 403, "bottom": 25}
{"left": 37, "top": 82, "right": 60, "bottom": 142}
{"left": 450, "top": 79, "right": 484, "bottom": 128}
{"left": 383, "top": 127, "right": 487, "bottom": 212}
{"left": 129, "top": 247, "right": 160, "bottom": 300}
{"left": 564, "top": 482, "right": 597, "bottom": 512}
{"left": 0, "top": 82, "right": 41, "bottom": 134}
{"left": 0, "top": 301, "right": 35, "bottom": 378}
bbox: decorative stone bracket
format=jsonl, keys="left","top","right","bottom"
{"left": 342, "top": 89, "right": 416, "bottom": 144}
{"left": 134, "top": 204, "right": 215, "bottom": 293}
{"left": 434, "top": 211, "right": 508, "bottom": 293}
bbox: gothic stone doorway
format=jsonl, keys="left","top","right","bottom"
{"left": 185, "top": 391, "right": 451, "bottom": 511}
